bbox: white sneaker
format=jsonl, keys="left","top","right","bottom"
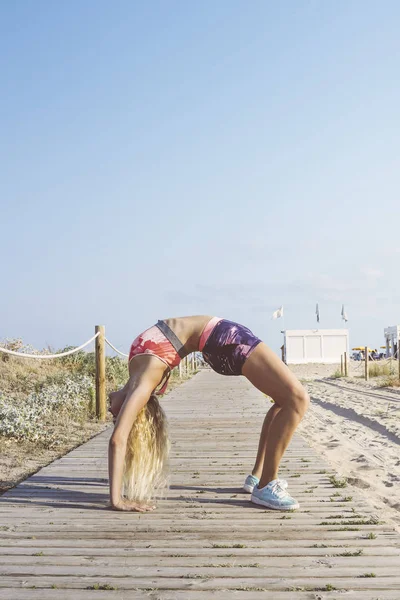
{"left": 251, "top": 479, "right": 299, "bottom": 510}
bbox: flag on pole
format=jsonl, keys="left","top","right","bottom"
{"left": 316, "top": 303, "right": 320, "bottom": 323}
{"left": 341, "top": 304, "right": 348, "bottom": 322}
{"left": 272, "top": 306, "right": 284, "bottom": 319}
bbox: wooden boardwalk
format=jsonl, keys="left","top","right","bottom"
{"left": 1, "top": 370, "right": 399, "bottom": 599}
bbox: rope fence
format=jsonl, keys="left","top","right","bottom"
{"left": 0, "top": 333, "right": 100, "bottom": 359}
{"left": 104, "top": 338, "right": 129, "bottom": 358}
{"left": 0, "top": 325, "right": 201, "bottom": 421}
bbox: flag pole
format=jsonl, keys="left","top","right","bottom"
{"left": 281, "top": 310, "right": 286, "bottom": 360}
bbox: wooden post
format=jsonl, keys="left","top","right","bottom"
{"left": 340, "top": 355, "right": 344, "bottom": 376}
{"left": 95, "top": 325, "right": 106, "bottom": 421}
{"left": 344, "top": 351, "right": 348, "bottom": 377}
{"left": 179, "top": 362, "right": 182, "bottom": 378}
{"left": 191, "top": 353, "right": 195, "bottom": 371}
{"left": 365, "top": 345, "right": 369, "bottom": 381}
{"left": 281, "top": 345, "right": 285, "bottom": 362}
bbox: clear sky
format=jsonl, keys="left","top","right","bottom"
{"left": 1, "top": 0, "right": 399, "bottom": 355}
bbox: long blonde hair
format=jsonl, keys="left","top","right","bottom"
{"left": 123, "top": 394, "right": 170, "bottom": 503}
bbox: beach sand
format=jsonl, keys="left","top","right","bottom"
{"left": 290, "top": 362, "right": 400, "bottom": 531}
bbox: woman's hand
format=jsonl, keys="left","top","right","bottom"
{"left": 110, "top": 500, "right": 156, "bottom": 513}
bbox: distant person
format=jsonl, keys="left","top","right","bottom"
{"left": 108, "top": 316, "right": 309, "bottom": 513}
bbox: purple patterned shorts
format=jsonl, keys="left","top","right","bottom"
{"left": 202, "top": 319, "right": 262, "bottom": 376}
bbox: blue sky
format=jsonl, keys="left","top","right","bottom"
{"left": 1, "top": 0, "right": 399, "bottom": 355}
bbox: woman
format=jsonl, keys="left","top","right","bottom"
{"left": 108, "top": 315, "right": 309, "bottom": 512}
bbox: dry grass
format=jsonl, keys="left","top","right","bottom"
{"left": 0, "top": 358, "right": 60, "bottom": 399}
{"left": 368, "top": 362, "right": 392, "bottom": 378}
{"left": 331, "top": 369, "right": 345, "bottom": 379}
{"left": 380, "top": 375, "right": 400, "bottom": 388}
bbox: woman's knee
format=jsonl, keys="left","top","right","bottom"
{"left": 276, "top": 384, "right": 309, "bottom": 417}
{"left": 291, "top": 385, "right": 310, "bottom": 417}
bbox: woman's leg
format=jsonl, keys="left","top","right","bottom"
{"left": 242, "top": 343, "right": 309, "bottom": 489}
{"left": 251, "top": 403, "right": 281, "bottom": 479}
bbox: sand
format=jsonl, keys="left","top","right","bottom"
{"left": 290, "top": 362, "right": 400, "bottom": 531}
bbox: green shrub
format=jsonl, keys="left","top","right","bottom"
{"left": 0, "top": 375, "right": 94, "bottom": 445}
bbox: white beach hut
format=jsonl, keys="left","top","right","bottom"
{"left": 284, "top": 329, "right": 349, "bottom": 364}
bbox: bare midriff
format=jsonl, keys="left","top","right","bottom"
{"left": 162, "top": 315, "right": 214, "bottom": 355}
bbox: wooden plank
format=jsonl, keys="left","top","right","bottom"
{"left": 0, "top": 590, "right": 366, "bottom": 600}
{"left": 1, "top": 575, "right": 400, "bottom": 590}
{"left": 0, "top": 592, "right": 400, "bottom": 600}
{"left": 0, "top": 537, "right": 396, "bottom": 550}
{"left": 3, "top": 564, "right": 400, "bottom": 578}
{"left": 0, "top": 591, "right": 400, "bottom": 600}
{"left": 1, "top": 554, "right": 399, "bottom": 568}
{"left": 1, "top": 544, "right": 399, "bottom": 556}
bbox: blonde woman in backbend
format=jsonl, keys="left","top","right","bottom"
{"left": 108, "top": 316, "right": 309, "bottom": 513}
